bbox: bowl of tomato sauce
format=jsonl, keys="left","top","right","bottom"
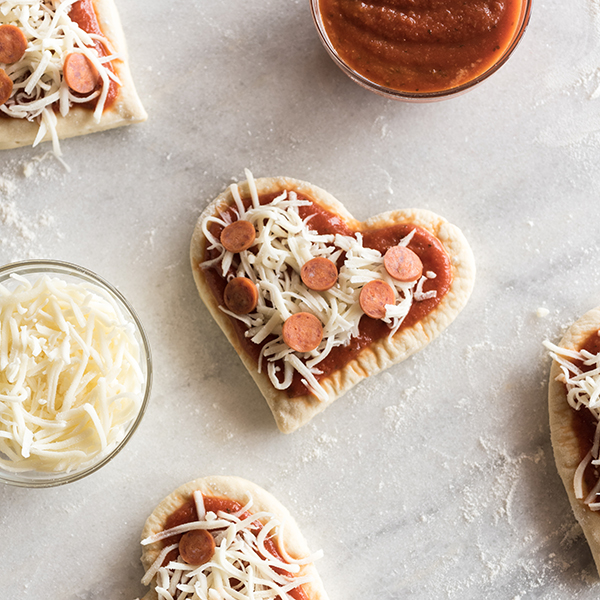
{"left": 310, "top": 0, "right": 532, "bottom": 101}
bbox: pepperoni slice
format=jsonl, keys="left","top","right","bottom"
{"left": 63, "top": 52, "right": 100, "bottom": 94}
{"left": 282, "top": 312, "right": 323, "bottom": 353}
{"left": 359, "top": 280, "right": 395, "bottom": 319}
{"left": 0, "top": 25, "right": 27, "bottom": 65}
{"left": 220, "top": 220, "right": 256, "bottom": 253}
{"left": 383, "top": 245, "right": 423, "bottom": 282}
{"left": 0, "top": 69, "right": 12, "bottom": 106}
{"left": 224, "top": 277, "right": 258, "bottom": 314}
{"left": 179, "top": 529, "right": 215, "bottom": 566}
{"left": 300, "top": 257, "right": 338, "bottom": 291}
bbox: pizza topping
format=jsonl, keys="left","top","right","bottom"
{"left": 193, "top": 490, "right": 207, "bottom": 521}
{"left": 201, "top": 170, "right": 449, "bottom": 401}
{"left": 545, "top": 337, "right": 600, "bottom": 414}
{"left": 383, "top": 245, "right": 423, "bottom": 282}
{"left": 545, "top": 334, "right": 600, "bottom": 509}
{"left": 300, "top": 257, "right": 338, "bottom": 291}
{"left": 63, "top": 52, "right": 99, "bottom": 94}
{"left": 0, "top": 24, "right": 27, "bottom": 64}
{"left": 199, "top": 171, "right": 452, "bottom": 400}
{"left": 220, "top": 219, "right": 256, "bottom": 253}
{"left": 0, "top": 68, "right": 13, "bottom": 104}
{"left": 178, "top": 529, "right": 215, "bottom": 566}
{"left": 0, "top": 273, "right": 144, "bottom": 474}
{"left": 0, "top": 0, "right": 121, "bottom": 158}
{"left": 223, "top": 277, "right": 259, "bottom": 315}
{"left": 141, "top": 493, "right": 322, "bottom": 600}
{"left": 359, "top": 279, "right": 395, "bottom": 320}
{"left": 282, "top": 312, "right": 324, "bottom": 353}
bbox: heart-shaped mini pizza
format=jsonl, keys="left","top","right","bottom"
{"left": 190, "top": 170, "right": 475, "bottom": 433}
{"left": 545, "top": 307, "right": 600, "bottom": 572}
{"left": 139, "top": 475, "right": 328, "bottom": 600}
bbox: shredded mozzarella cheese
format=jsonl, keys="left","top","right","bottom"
{"left": 141, "top": 494, "right": 323, "bottom": 600}
{"left": 0, "top": 273, "right": 144, "bottom": 473}
{"left": 0, "top": 0, "right": 120, "bottom": 158}
{"left": 545, "top": 336, "right": 600, "bottom": 509}
{"left": 201, "top": 170, "right": 437, "bottom": 400}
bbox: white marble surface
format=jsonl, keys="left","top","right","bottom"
{"left": 3, "top": 0, "right": 600, "bottom": 597}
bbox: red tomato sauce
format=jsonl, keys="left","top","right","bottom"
{"left": 318, "top": 0, "right": 526, "bottom": 93}
{"left": 568, "top": 331, "right": 600, "bottom": 497}
{"left": 0, "top": 0, "right": 117, "bottom": 117}
{"left": 202, "top": 190, "right": 452, "bottom": 398}
{"left": 162, "top": 496, "right": 308, "bottom": 600}
{"left": 68, "top": 0, "right": 118, "bottom": 109}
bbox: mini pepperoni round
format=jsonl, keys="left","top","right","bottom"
{"left": 359, "top": 280, "right": 395, "bottom": 320}
{"left": 63, "top": 52, "right": 99, "bottom": 94}
{"left": 282, "top": 312, "right": 323, "bottom": 353}
{"left": 0, "top": 25, "right": 27, "bottom": 64}
{"left": 383, "top": 245, "right": 423, "bottom": 282}
{"left": 224, "top": 277, "right": 258, "bottom": 314}
{"left": 300, "top": 257, "right": 338, "bottom": 291}
{"left": 179, "top": 529, "right": 215, "bottom": 566}
{"left": 220, "top": 220, "right": 256, "bottom": 253}
{"left": 0, "top": 69, "right": 12, "bottom": 105}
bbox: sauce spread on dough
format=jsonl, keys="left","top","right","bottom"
{"left": 68, "top": 0, "right": 118, "bottom": 110}
{"left": 570, "top": 332, "right": 600, "bottom": 497}
{"left": 318, "top": 0, "right": 526, "bottom": 93}
{"left": 202, "top": 191, "right": 452, "bottom": 398}
{"left": 163, "top": 496, "right": 309, "bottom": 600}
{"left": 0, "top": 0, "right": 118, "bottom": 118}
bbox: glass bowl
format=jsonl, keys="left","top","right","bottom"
{"left": 0, "top": 260, "right": 152, "bottom": 487}
{"left": 310, "top": 0, "right": 533, "bottom": 102}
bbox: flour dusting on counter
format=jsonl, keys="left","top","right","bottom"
{"left": 301, "top": 433, "right": 338, "bottom": 463}
{"left": 0, "top": 159, "right": 62, "bottom": 260}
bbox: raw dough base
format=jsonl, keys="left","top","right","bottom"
{"left": 140, "top": 475, "right": 329, "bottom": 600}
{"left": 0, "top": 0, "right": 146, "bottom": 150}
{"left": 548, "top": 306, "right": 600, "bottom": 574}
{"left": 190, "top": 176, "right": 476, "bottom": 433}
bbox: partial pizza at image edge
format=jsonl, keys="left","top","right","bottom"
{"left": 0, "top": 0, "right": 146, "bottom": 153}
{"left": 547, "top": 306, "right": 600, "bottom": 574}
{"left": 139, "top": 476, "right": 329, "bottom": 600}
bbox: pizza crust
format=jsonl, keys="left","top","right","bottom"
{"left": 0, "top": 0, "right": 146, "bottom": 150}
{"left": 140, "top": 475, "right": 329, "bottom": 600}
{"left": 548, "top": 306, "right": 600, "bottom": 573}
{"left": 190, "top": 176, "right": 476, "bottom": 433}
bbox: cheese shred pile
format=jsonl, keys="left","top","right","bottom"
{"left": 545, "top": 336, "right": 600, "bottom": 509}
{"left": 201, "top": 170, "right": 437, "bottom": 401}
{"left": 141, "top": 491, "right": 322, "bottom": 600}
{"left": 0, "top": 273, "right": 144, "bottom": 474}
{"left": 0, "top": 0, "right": 120, "bottom": 158}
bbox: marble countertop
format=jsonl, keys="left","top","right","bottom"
{"left": 3, "top": 0, "right": 600, "bottom": 598}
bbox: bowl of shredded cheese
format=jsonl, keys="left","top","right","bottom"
{"left": 0, "top": 260, "right": 152, "bottom": 487}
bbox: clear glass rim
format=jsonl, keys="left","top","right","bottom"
{"left": 0, "top": 259, "right": 153, "bottom": 488}
{"left": 310, "top": 0, "right": 533, "bottom": 101}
